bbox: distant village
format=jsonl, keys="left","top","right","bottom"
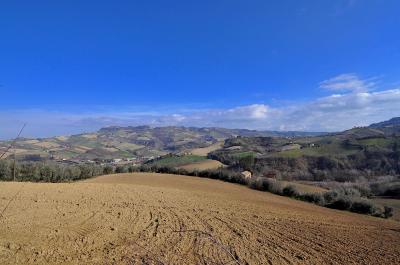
{"left": 54, "top": 155, "right": 159, "bottom": 167}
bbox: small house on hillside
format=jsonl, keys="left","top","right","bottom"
{"left": 241, "top": 171, "right": 252, "bottom": 179}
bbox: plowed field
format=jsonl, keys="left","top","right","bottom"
{"left": 0, "top": 173, "right": 399, "bottom": 264}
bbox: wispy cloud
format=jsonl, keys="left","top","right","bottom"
{"left": 1, "top": 74, "right": 399, "bottom": 139}
{"left": 319, "top": 73, "right": 376, "bottom": 92}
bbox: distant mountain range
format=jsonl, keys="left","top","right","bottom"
{"left": 0, "top": 126, "right": 323, "bottom": 161}
{"left": 0, "top": 118, "right": 398, "bottom": 161}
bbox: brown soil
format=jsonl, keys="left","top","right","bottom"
{"left": 0, "top": 173, "right": 399, "bottom": 264}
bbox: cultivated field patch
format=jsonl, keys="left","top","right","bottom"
{"left": 0, "top": 173, "right": 399, "bottom": 264}
{"left": 178, "top": 159, "right": 224, "bottom": 171}
{"left": 190, "top": 141, "right": 224, "bottom": 156}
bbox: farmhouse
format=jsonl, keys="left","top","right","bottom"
{"left": 241, "top": 170, "right": 252, "bottom": 179}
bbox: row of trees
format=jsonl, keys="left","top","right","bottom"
{"left": 0, "top": 160, "right": 108, "bottom": 182}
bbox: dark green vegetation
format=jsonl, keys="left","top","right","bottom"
{"left": 0, "top": 126, "right": 323, "bottom": 161}
{"left": 210, "top": 118, "right": 400, "bottom": 182}
{"left": 0, "top": 160, "right": 107, "bottom": 182}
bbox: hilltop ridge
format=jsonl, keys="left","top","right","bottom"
{"left": 0, "top": 126, "right": 322, "bottom": 161}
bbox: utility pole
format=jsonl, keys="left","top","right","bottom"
{"left": 0, "top": 124, "right": 26, "bottom": 181}
{"left": 13, "top": 148, "right": 16, "bottom": 181}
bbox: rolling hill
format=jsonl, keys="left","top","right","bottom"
{"left": 209, "top": 117, "right": 400, "bottom": 181}
{"left": 1, "top": 173, "right": 399, "bottom": 264}
{"left": 0, "top": 126, "right": 322, "bottom": 161}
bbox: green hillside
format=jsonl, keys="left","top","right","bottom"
{"left": 209, "top": 118, "right": 400, "bottom": 181}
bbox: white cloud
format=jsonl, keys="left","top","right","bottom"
{"left": 1, "top": 75, "right": 399, "bottom": 139}
{"left": 319, "top": 73, "right": 375, "bottom": 92}
{"left": 215, "top": 104, "right": 270, "bottom": 121}
{"left": 283, "top": 89, "right": 400, "bottom": 131}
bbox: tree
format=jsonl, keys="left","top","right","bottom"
{"left": 103, "top": 165, "right": 114, "bottom": 175}
{"left": 0, "top": 160, "right": 11, "bottom": 180}
{"left": 238, "top": 154, "right": 255, "bottom": 171}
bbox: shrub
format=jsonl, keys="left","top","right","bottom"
{"left": 0, "top": 160, "right": 12, "bottom": 180}
{"left": 103, "top": 165, "right": 114, "bottom": 175}
{"left": 282, "top": 185, "right": 299, "bottom": 197}
{"left": 79, "top": 164, "right": 97, "bottom": 179}
{"left": 238, "top": 154, "right": 255, "bottom": 171}
{"left": 327, "top": 197, "right": 352, "bottom": 210}
{"left": 248, "top": 177, "right": 259, "bottom": 189}
{"left": 350, "top": 200, "right": 376, "bottom": 214}
{"left": 128, "top": 165, "right": 139, "bottom": 173}
{"left": 115, "top": 166, "right": 128, "bottom": 173}
{"left": 299, "top": 193, "right": 325, "bottom": 205}
{"left": 248, "top": 177, "right": 283, "bottom": 194}
{"left": 383, "top": 206, "right": 394, "bottom": 218}
{"left": 268, "top": 179, "right": 283, "bottom": 194}
{"left": 323, "top": 187, "right": 361, "bottom": 203}
{"left": 248, "top": 177, "right": 269, "bottom": 191}
{"left": 339, "top": 187, "right": 361, "bottom": 197}
{"left": 323, "top": 190, "right": 340, "bottom": 204}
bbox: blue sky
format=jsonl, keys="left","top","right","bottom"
{"left": 1, "top": 0, "right": 400, "bottom": 139}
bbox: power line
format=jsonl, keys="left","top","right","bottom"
{"left": 0, "top": 123, "right": 26, "bottom": 160}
